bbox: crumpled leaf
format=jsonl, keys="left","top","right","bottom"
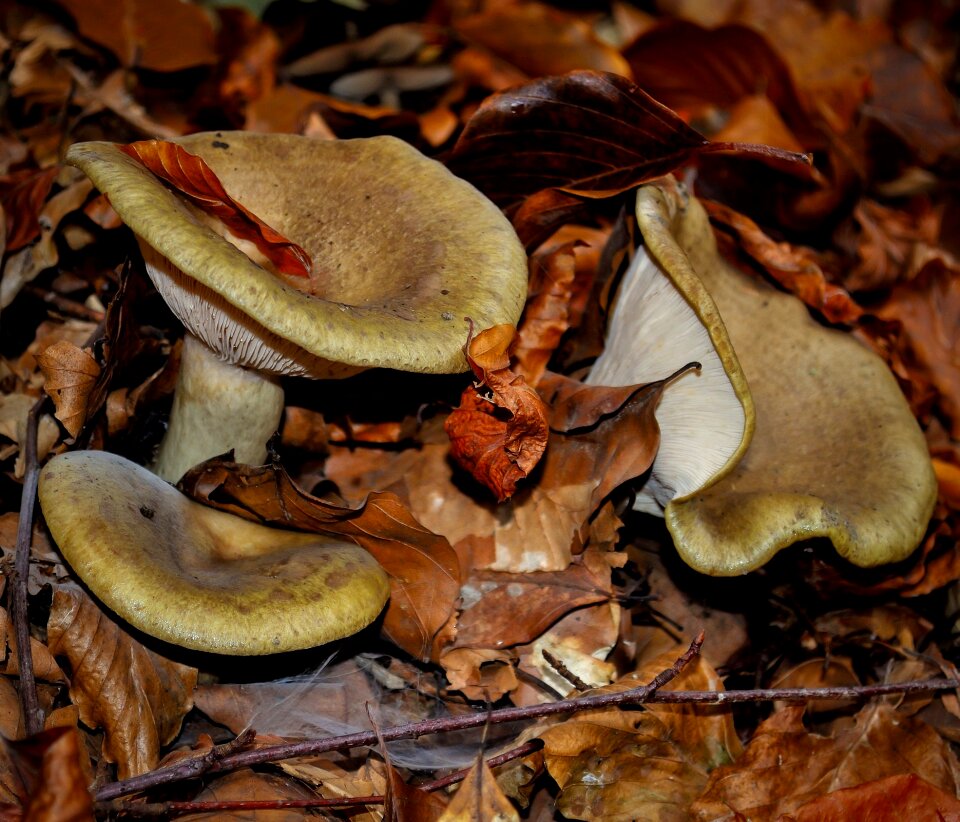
{"left": 539, "top": 651, "right": 739, "bottom": 822}
{"left": 177, "top": 770, "right": 318, "bottom": 822}
{"left": 704, "top": 198, "right": 863, "bottom": 324}
{"left": 441, "top": 648, "right": 518, "bottom": 702}
{"left": 46, "top": 588, "right": 198, "bottom": 779}
{"left": 118, "top": 140, "right": 312, "bottom": 277}
{"left": 35, "top": 340, "right": 100, "bottom": 439}
{"left": 0, "top": 166, "right": 60, "bottom": 253}
{"left": 0, "top": 727, "right": 93, "bottom": 821}
{"left": 448, "top": 70, "right": 809, "bottom": 210}
{"left": 445, "top": 324, "right": 549, "bottom": 502}
{"left": 179, "top": 458, "right": 460, "bottom": 661}
{"left": 438, "top": 755, "right": 519, "bottom": 822}
{"left": 691, "top": 703, "right": 960, "bottom": 820}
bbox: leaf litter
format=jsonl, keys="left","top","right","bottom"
{"left": 0, "top": 0, "right": 958, "bottom": 819}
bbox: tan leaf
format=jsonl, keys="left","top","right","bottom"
{"left": 177, "top": 770, "right": 317, "bottom": 822}
{"left": 438, "top": 755, "right": 519, "bottom": 822}
{"left": 46, "top": 588, "right": 198, "bottom": 779}
{"left": 691, "top": 703, "right": 960, "bottom": 820}
{"left": 441, "top": 648, "right": 518, "bottom": 702}
{"left": 36, "top": 340, "right": 100, "bottom": 438}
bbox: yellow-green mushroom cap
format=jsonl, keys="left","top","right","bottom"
{"left": 38, "top": 450, "right": 391, "bottom": 654}
{"left": 634, "top": 181, "right": 937, "bottom": 575}
{"left": 64, "top": 132, "right": 528, "bottom": 376}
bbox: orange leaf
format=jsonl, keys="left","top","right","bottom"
{"left": 118, "top": 140, "right": 312, "bottom": 277}
{"left": 445, "top": 324, "right": 549, "bottom": 502}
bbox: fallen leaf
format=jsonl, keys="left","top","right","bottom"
{"left": 448, "top": 70, "right": 809, "bottom": 209}
{"left": 118, "top": 140, "right": 312, "bottom": 277}
{"left": 455, "top": 2, "right": 630, "bottom": 79}
{"left": 445, "top": 324, "right": 549, "bottom": 502}
{"left": 179, "top": 459, "right": 460, "bottom": 661}
{"left": 46, "top": 588, "right": 198, "bottom": 779}
{"left": 441, "top": 648, "right": 518, "bottom": 702}
{"left": 177, "top": 770, "right": 318, "bottom": 822}
{"left": 704, "top": 198, "right": 863, "bottom": 324}
{"left": 52, "top": 0, "right": 217, "bottom": 72}
{"left": 790, "top": 773, "right": 960, "bottom": 822}
{"left": 438, "top": 755, "right": 519, "bottom": 822}
{"left": 691, "top": 702, "right": 960, "bottom": 820}
{"left": 0, "top": 727, "right": 92, "bottom": 821}
{"left": 0, "top": 166, "right": 60, "bottom": 253}
{"left": 35, "top": 340, "right": 100, "bottom": 439}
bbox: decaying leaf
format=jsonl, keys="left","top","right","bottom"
{"left": 35, "top": 340, "right": 100, "bottom": 439}
{"left": 46, "top": 588, "right": 198, "bottom": 779}
{"left": 179, "top": 458, "right": 459, "bottom": 661}
{"left": 438, "top": 755, "right": 520, "bottom": 822}
{"left": 445, "top": 324, "right": 549, "bottom": 502}
{"left": 176, "top": 770, "right": 318, "bottom": 822}
{"left": 788, "top": 773, "right": 960, "bottom": 821}
{"left": 118, "top": 140, "right": 312, "bottom": 277}
{"left": 692, "top": 703, "right": 960, "bottom": 820}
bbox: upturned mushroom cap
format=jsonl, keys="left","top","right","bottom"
{"left": 64, "top": 132, "right": 528, "bottom": 377}
{"left": 587, "top": 186, "right": 754, "bottom": 515}
{"left": 38, "top": 450, "right": 391, "bottom": 654}
{"left": 631, "top": 181, "right": 937, "bottom": 575}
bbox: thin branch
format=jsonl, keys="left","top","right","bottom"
{"left": 644, "top": 679, "right": 960, "bottom": 704}
{"left": 95, "top": 634, "right": 702, "bottom": 801}
{"left": 541, "top": 648, "right": 590, "bottom": 692}
{"left": 94, "top": 739, "right": 545, "bottom": 818}
{"left": 11, "top": 397, "right": 47, "bottom": 737}
{"left": 24, "top": 286, "right": 106, "bottom": 323}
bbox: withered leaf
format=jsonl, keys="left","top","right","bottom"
{"left": 438, "top": 755, "right": 519, "bottom": 822}
{"left": 46, "top": 589, "right": 198, "bottom": 779}
{"left": 704, "top": 198, "right": 863, "bottom": 324}
{"left": 0, "top": 166, "right": 60, "bottom": 253}
{"left": 179, "top": 459, "right": 460, "bottom": 662}
{"left": 447, "top": 71, "right": 809, "bottom": 209}
{"left": 691, "top": 703, "right": 960, "bottom": 820}
{"left": 445, "top": 324, "right": 549, "bottom": 502}
{"left": 0, "top": 727, "right": 93, "bottom": 821}
{"left": 177, "top": 770, "right": 318, "bottom": 822}
{"left": 35, "top": 340, "right": 100, "bottom": 439}
{"left": 118, "top": 140, "right": 312, "bottom": 277}
{"left": 789, "top": 773, "right": 960, "bottom": 821}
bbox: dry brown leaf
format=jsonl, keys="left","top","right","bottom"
{"left": 46, "top": 588, "right": 197, "bottom": 779}
{"left": 455, "top": 2, "right": 629, "bottom": 80}
{"left": 438, "top": 755, "right": 519, "bottom": 822}
{"left": 441, "top": 648, "right": 518, "bottom": 702}
{"left": 0, "top": 727, "right": 93, "bottom": 821}
{"left": 692, "top": 702, "right": 960, "bottom": 820}
{"left": 52, "top": 0, "right": 217, "bottom": 72}
{"left": 0, "top": 678, "right": 23, "bottom": 741}
{"left": 790, "top": 773, "right": 960, "bottom": 822}
{"left": 445, "top": 324, "right": 549, "bottom": 502}
{"left": 179, "top": 459, "right": 460, "bottom": 662}
{"left": 36, "top": 340, "right": 100, "bottom": 439}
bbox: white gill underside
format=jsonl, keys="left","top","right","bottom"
{"left": 586, "top": 245, "right": 745, "bottom": 515}
{"left": 140, "top": 242, "right": 359, "bottom": 379}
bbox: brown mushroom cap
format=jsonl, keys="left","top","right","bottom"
{"left": 38, "top": 450, "right": 391, "bottom": 654}
{"left": 64, "top": 132, "right": 528, "bottom": 377}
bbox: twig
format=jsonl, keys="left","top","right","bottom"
{"left": 24, "top": 286, "right": 106, "bottom": 323}
{"left": 94, "top": 738, "right": 546, "bottom": 817}
{"left": 643, "top": 680, "right": 960, "bottom": 704}
{"left": 95, "top": 633, "right": 703, "bottom": 801}
{"left": 541, "top": 648, "right": 591, "bottom": 692}
{"left": 11, "top": 397, "right": 47, "bottom": 736}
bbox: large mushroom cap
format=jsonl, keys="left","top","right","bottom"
{"left": 39, "top": 450, "right": 391, "bottom": 654}
{"left": 64, "top": 132, "right": 528, "bottom": 376}
{"left": 636, "top": 182, "right": 937, "bottom": 575}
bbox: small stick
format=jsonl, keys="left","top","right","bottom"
{"left": 11, "top": 397, "right": 47, "bottom": 736}
{"left": 541, "top": 649, "right": 591, "bottom": 692}
{"left": 24, "top": 286, "right": 106, "bottom": 323}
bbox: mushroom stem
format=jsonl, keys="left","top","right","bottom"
{"left": 153, "top": 333, "right": 284, "bottom": 483}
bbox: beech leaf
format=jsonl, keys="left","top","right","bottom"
{"left": 36, "top": 340, "right": 100, "bottom": 438}
{"left": 447, "top": 70, "right": 810, "bottom": 209}
{"left": 179, "top": 458, "right": 460, "bottom": 661}
{"left": 445, "top": 324, "right": 549, "bottom": 502}
{"left": 438, "top": 755, "right": 520, "bottom": 822}
{"left": 46, "top": 589, "right": 198, "bottom": 779}
{"left": 118, "top": 139, "right": 312, "bottom": 277}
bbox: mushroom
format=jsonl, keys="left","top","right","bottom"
{"left": 64, "top": 132, "right": 528, "bottom": 481}
{"left": 589, "top": 179, "right": 936, "bottom": 575}
{"left": 38, "top": 450, "right": 391, "bottom": 654}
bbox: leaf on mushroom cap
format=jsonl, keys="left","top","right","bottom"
{"left": 587, "top": 182, "right": 754, "bottom": 518}
{"left": 634, "top": 181, "right": 936, "bottom": 574}
{"left": 64, "top": 132, "right": 528, "bottom": 377}
{"left": 38, "top": 450, "right": 391, "bottom": 655}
